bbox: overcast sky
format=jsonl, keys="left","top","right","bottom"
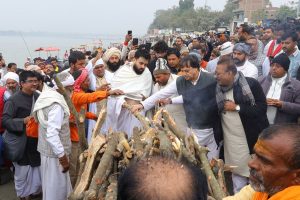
{"left": 1, "top": 0, "right": 289, "bottom": 35}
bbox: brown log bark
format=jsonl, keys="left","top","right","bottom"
{"left": 132, "top": 127, "right": 144, "bottom": 160}
{"left": 104, "top": 175, "right": 118, "bottom": 200}
{"left": 53, "top": 76, "right": 88, "bottom": 151}
{"left": 161, "top": 109, "right": 186, "bottom": 142}
{"left": 157, "top": 131, "right": 176, "bottom": 158}
{"left": 141, "top": 128, "right": 157, "bottom": 159}
{"left": 85, "top": 132, "right": 119, "bottom": 200}
{"left": 72, "top": 135, "right": 106, "bottom": 199}
{"left": 122, "top": 103, "right": 151, "bottom": 130}
{"left": 193, "top": 138, "right": 226, "bottom": 200}
{"left": 91, "top": 107, "right": 107, "bottom": 140}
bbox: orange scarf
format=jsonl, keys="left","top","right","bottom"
{"left": 252, "top": 186, "right": 300, "bottom": 200}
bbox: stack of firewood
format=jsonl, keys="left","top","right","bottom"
{"left": 67, "top": 103, "right": 230, "bottom": 200}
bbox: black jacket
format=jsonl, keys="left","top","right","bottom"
{"left": 2, "top": 91, "right": 40, "bottom": 167}
{"left": 230, "top": 77, "right": 269, "bottom": 153}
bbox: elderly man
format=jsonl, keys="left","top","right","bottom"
{"left": 132, "top": 55, "right": 221, "bottom": 160}
{"left": 33, "top": 74, "right": 73, "bottom": 200}
{"left": 224, "top": 124, "right": 300, "bottom": 200}
{"left": 246, "top": 36, "right": 266, "bottom": 77}
{"left": 103, "top": 49, "right": 152, "bottom": 137}
{"left": 259, "top": 53, "right": 300, "bottom": 125}
{"left": 2, "top": 72, "right": 19, "bottom": 100}
{"left": 69, "top": 69, "right": 123, "bottom": 186}
{"left": 118, "top": 156, "right": 208, "bottom": 200}
{"left": 232, "top": 43, "right": 258, "bottom": 79}
{"left": 2, "top": 71, "right": 41, "bottom": 200}
{"left": 215, "top": 56, "right": 269, "bottom": 193}
{"left": 102, "top": 47, "right": 122, "bottom": 73}
{"left": 86, "top": 57, "right": 113, "bottom": 143}
{"left": 152, "top": 58, "right": 187, "bottom": 132}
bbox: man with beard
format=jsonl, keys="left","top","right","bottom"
{"left": 103, "top": 49, "right": 152, "bottom": 137}
{"left": 102, "top": 47, "right": 122, "bottom": 73}
{"left": 69, "top": 69, "right": 123, "bottom": 186}
{"left": 175, "top": 37, "right": 189, "bottom": 53}
{"left": 132, "top": 55, "right": 221, "bottom": 160}
{"left": 86, "top": 57, "right": 113, "bottom": 143}
{"left": 65, "top": 51, "right": 86, "bottom": 75}
{"left": 232, "top": 43, "right": 258, "bottom": 79}
{"left": 2, "top": 72, "right": 19, "bottom": 100}
{"left": 215, "top": 56, "right": 268, "bottom": 193}
{"left": 281, "top": 32, "right": 300, "bottom": 79}
{"left": 224, "top": 124, "right": 300, "bottom": 200}
{"left": 166, "top": 48, "right": 181, "bottom": 74}
{"left": 262, "top": 24, "right": 286, "bottom": 77}
{"left": 246, "top": 36, "right": 266, "bottom": 77}
{"left": 262, "top": 27, "right": 274, "bottom": 54}
{"left": 238, "top": 24, "right": 255, "bottom": 42}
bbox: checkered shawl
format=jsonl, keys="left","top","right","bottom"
{"left": 216, "top": 71, "right": 255, "bottom": 113}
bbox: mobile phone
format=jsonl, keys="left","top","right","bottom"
{"left": 128, "top": 30, "right": 132, "bottom": 35}
{"left": 132, "top": 38, "right": 139, "bottom": 46}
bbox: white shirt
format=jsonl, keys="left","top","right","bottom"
{"left": 266, "top": 74, "right": 287, "bottom": 100}
{"left": 46, "top": 104, "right": 65, "bottom": 157}
{"left": 237, "top": 60, "right": 258, "bottom": 79}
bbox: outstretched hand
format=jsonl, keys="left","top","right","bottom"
{"left": 131, "top": 104, "right": 144, "bottom": 113}
{"left": 108, "top": 89, "right": 124, "bottom": 96}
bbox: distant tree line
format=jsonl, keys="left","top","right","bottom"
{"left": 149, "top": 0, "right": 297, "bottom": 32}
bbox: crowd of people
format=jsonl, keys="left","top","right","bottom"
{"left": 0, "top": 20, "right": 299, "bottom": 200}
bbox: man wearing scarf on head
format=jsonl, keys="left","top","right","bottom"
{"left": 102, "top": 49, "right": 152, "bottom": 138}
{"left": 85, "top": 57, "right": 113, "bottom": 143}
{"left": 215, "top": 56, "right": 269, "bottom": 194}
{"left": 102, "top": 47, "right": 122, "bottom": 73}
{"left": 69, "top": 68, "right": 123, "bottom": 186}
{"left": 232, "top": 43, "right": 258, "bottom": 79}
{"left": 2, "top": 72, "right": 19, "bottom": 101}
{"left": 32, "top": 72, "right": 73, "bottom": 200}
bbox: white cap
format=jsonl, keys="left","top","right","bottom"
{"left": 220, "top": 42, "right": 234, "bottom": 56}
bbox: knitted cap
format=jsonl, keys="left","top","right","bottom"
{"left": 153, "top": 58, "right": 170, "bottom": 75}
{"left": 271, "top": 53, "right": 291, "bottom": 71}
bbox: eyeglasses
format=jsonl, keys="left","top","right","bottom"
{"left": 24, "top": 80, "right": 39, "bottom": 84}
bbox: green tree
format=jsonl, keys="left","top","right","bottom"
{"left": 252, "top": 9, "right": 267, "bottom": 23}
{"left": 276, "top": 5, "right": 297, "bottom": 21}
{"left": 179, "top": 0, "right": 194, "bottom": 11}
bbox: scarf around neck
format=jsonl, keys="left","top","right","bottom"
{"left": 216, "top": 71, "right": 255, "bottom": 113}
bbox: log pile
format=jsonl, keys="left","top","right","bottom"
{"left": 68, "top": 103, "right": 231, "bottom": 200}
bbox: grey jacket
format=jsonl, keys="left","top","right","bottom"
{"left": 260, "top": 74, "right": 300, "bottom": 124}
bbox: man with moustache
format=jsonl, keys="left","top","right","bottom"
{"left": 224, "top": 124, "right": 300, "bottom": 200}
{"left": 2, "top": 72, "right": 19, "bottom": 100}
{"left": 103, "top": 49, "right": 152, "bottom": 138}
{"left": 102, "top": 47, "right": 123, "bottom": 73}
{"left": 232, "top": 43, "right": 258, "bottom": 79}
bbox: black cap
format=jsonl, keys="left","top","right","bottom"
{"left": 271, "top": 53, "right": 291, "bottom": 72}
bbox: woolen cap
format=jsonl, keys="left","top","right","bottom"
{"left": 271, "top": 53, "right": 291, "bottom": 71}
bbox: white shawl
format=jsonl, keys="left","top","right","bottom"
{"left": 33, "top": 84, "right": 70, "bottom": 128}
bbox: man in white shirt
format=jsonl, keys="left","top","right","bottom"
{"left": 233, "top": 43, "right": 258, "bottom": 79}
{"left": 259, "top": 53, "right": 300, "bottom": 125}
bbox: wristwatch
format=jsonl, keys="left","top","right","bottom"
{"left": 235, "top": 105, "right": 240, "bottom": 112}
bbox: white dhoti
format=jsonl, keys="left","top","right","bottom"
{"left": 40, "top": 155, "right": 72, "bottom": 200}
{"left": 13, "top": 162, "right": 42, "bottom": 198}
{"left": 187, "top": 128, "right": 219, "bottom": 160}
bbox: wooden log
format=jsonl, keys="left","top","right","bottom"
{"left": 141, "top": 128, "right": 157, "bottom": 159}
{"left": 78, "top": 107, "right": 88, "bottom": 151}
{"left": 72, "top": 135, "right": 106, "bottom": 199}
{"left": 85, "top": 132, "right": 119, "bottom": 200}
{"left": 91, "top": 107, "right": 107, "bottom": 140}
{"left": 122, "top": 103, "right": 151, "bottom": 130}
{"left": 193, "top": 137, "right": 226, "bottom": 200}
{"left": 104, "top": 175, "right": 118, "bottom": 200}
{"left": 132, "top": 127, "right": 144, "bottom": 160}
{"left": 157, "top": 130, "right": 176, "bottom": 158}
{"left": 53, "top": 75, "right": 88, "bottom": 151}
{"left": 216, "top": 159, "right": 229, "bottom": 196}
{"left": 161, "top": 109, "right": 186, "bottom": 143}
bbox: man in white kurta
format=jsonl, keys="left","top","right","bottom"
{"left": 152, "top": 58, "right": 187, "bottom": 133}
{"left": 103, "top": 49, "right": 152, "bottom": 138}
{"left": 33, "top": 80, "right": 73, "bottom": 200}
{"left": 86, "top": 58, "right": 113, "bottom": 143}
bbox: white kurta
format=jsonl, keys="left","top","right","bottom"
{"left": 13, "top": 163, "right": 42, "bottom": 198}
{"left": 102, "top": 63, "right": 153, "bottom": 137}
{"left": 237, "top": 60, "right": 258, "bottom": 79}
{"left": 86, "top": 61, "right": 113, "bottom": 143}
{"left": 152, "top": 74, "right": 187, "bottom": 133}
{"left": 221, "top": 89, "right": 251, "bottom": 178}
